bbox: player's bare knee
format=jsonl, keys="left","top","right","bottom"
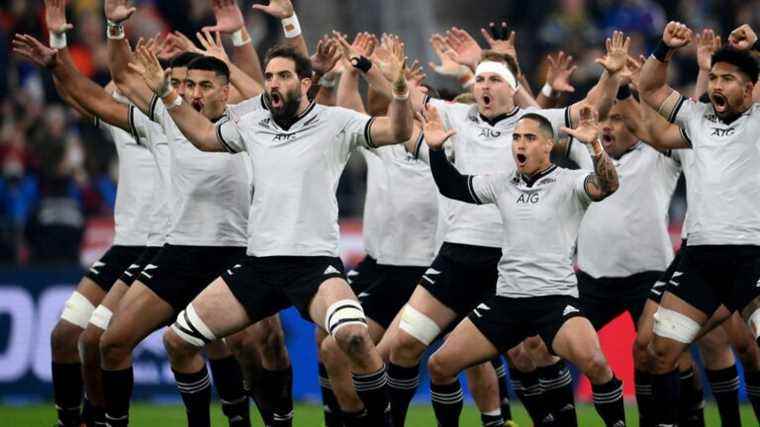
{"left": 523, "top": 336, "right": 544, "bottom": 353}
{"left": 99, "top": 331, "right": 128, "bottom": 367}
{"left": 163, "top": 329, "right": 199, "bottom": 362}
{"left": 50, "top": 321, "right": 81, "bottom": 357}
{"left": 427, "top": 354, "right": 456, "bottom": 384}
{"left": 78, "top": 327, "right": 102, "bottom": 365}
{"left": 578, "top": 350, "right": 610, "bottom": 383}
{"left": 335, "top": 324, "right": 372, "bottom": 359}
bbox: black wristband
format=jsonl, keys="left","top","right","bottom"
{"left": 754, "top": 39, "right": 760, "bottom": 53}
{"left": 350, "top": 56, "right": 372, "bottom": 73}
{"left": 652, "top": 40, "right": 672, "bottom": 62}
{"left": 616, "top": 84, "right": 632, "bottom": 100}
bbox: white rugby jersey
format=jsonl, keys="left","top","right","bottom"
{"left": 217, "top": 100, "right": 376, "bottom": 257}
{"left": 98, "top": 120, "right": 154, "bottom": 246}
{"left": 577, "top": 143, "right": 681, "bottom": 278}
{"left": 129, "top": 105, "right": 172, "bottom": 246}
{"left": 424, "top": 98, "right": 572, "bottom": 248}
{"left": 671, "top": 149, "right": 694, "bottom": 241}
{"left": 470, "top": 165, "right": 592, "bottom": 298}
{"left": 149, "top": 96, "right": 250, "bottom": 247}
{"left": 673, "top": 99, "right": 760, "bottom": 246}
{"left": 360, "top": 131, "right": 439, "bottom": 266}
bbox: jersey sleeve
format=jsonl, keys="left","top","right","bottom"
{"left": 227, "top": 94, "right": 267, "bottom": 118}
{"left": 215, "top": 114, "right": 246, "bottom": 153}
{"left": 331, "top": 106, "right": 376, "bottom": 151}
{"left": 469, "top": 173, "right": 509, "bottom": 205}
{"left": 669, "top": 96, "right": 706, "bottom": 147}
{"left": 527, "top": 106, "right": 573, "bottom": 136}
{"left": 574, "top": 170, "right": 594, "bottom": 206}
{"left": 426, "top": 97, "right": 471, "bottom": 130}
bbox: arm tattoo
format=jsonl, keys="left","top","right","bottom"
{"left": 586, "top": 150, "right": 619, "bottom": 201}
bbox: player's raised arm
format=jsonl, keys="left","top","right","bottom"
{"left": 104, "top": 0, "right": 157, "bottom": 116}
{"left": 694, "top": 29, "right": 721, "bottom": 99}
{"left": 561, "top": 107, "right": 619, "bottom": 201}
{"left": 537, "top": 51, "right": 577, "bottom": 108}
{"left": 726, "top": 24, "right": 760, "bottom": 101}
{"left": 252, "top": 0, "right": 308, "bottom": 57}
{"left": 13, "top": 34, "right": 131, "bottom": 132}
{"left": 567, "top": 31, "right": 629, "bottom": 124}
{"left": 420, "top": 105, "right": 481, "bottom": 204}
{"left": 204, "top": 0, "right": 265, "bottom": 85}
{"left": 195, "top": 30, "right": 262, "bottom": 100}
{"left": 639, "top": 21, "right": 694, "bottom": 119}
{"left": 130, "top": 46, "right": 225, "bottom": 152}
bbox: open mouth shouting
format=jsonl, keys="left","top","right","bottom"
{"left": 601, "top": 133, "right": 615, "bottom": 148}
{"left": 711, "top": 92, "right": 728, "bottom": 113}
{"left": 482, "top": 94, "right": 492, "bottom": 107}
{"left": 516, "top": 153, "right": 528, "bottom": 167}
{"left": 270, "top": 91, "right": 284, "bottom": 109}
{"left": 191, "top": 100, "right": 203, "bottom": 112}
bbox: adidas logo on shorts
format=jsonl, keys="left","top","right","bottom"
{"left": 562, "top": 305, "right": 579, "bottom": 316}
{"left": 89, "top": 261, "right": 106, "bottom": 275}
{"left": 323, "top": 265, "right": 340, "bottom": 275}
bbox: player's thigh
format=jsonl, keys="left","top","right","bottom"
{"left": 428, "top": 318, "right": 500, "bottom": 380}
{"left": 186, "top": 276, "right": 252, "bottom": 339}
{"left": 551, "top": 316, "right": 605, "bottom": 368}
{"left": 105, "top": 281, "right": 174, "bottom": 347}
{"left": 308, "top": 277, "right": 360, "bottom": 331}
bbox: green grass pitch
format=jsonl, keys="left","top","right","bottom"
{"left": 0, "top": 403, "right": 755, "bottom": 426}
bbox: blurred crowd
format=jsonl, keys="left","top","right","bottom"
{"left": 1, "top": 0, "right": 758, "bottom": 265}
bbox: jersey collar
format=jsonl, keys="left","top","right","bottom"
{"left": 477, "top": 106, "right": 520, "bottom": 126}
{"left": 271, "top": 100, "right": 317, "bottom": 131}
{"left": 516, "top": 164, "right": 558, "bottom": 188}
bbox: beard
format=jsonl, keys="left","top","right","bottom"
{"left": 267, "top": 88, "right": 303, "bottom": 129}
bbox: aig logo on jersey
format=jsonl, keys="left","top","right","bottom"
{"left": 711, "top": 127, "right": 735, "bottom": 137}
{"left": 477, "top": 128, "right": 502, "bottom": 138}
{"left": 516, "top": 190, "right": 540, "bottom": 204}
{"left": 272, "top": 132, "right": 297, "bottom": 143}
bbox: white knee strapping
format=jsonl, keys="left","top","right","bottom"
{"left": 171, "top": 304, "right": 217, "bottom": 348}
{"left": 653, "top": 307, "right": 701, "bottom": 344}
{"left": 60, "top": 291, "right": 96, "bottom": 329}
{"left": 748, "top": 308, "right": 760, "bottom": 339}
{"left": 89, "top": 305, "right": 113, "bottom": 330}
{"left": 325, "top": 299, "right": 366, "bottom": 336}
{"left": 399, "top": 305, "right": 441, "bottom": 346}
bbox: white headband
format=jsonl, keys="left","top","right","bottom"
{"left": 475, "top": 61, "right": 518, "bottom": 89}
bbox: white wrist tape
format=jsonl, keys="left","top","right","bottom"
{"left": 89, "top": 304, "right": 114, "bottom": 330}
{"left": 60, "top": 291, "right": 96, "bottom": 329}
{"left": 399, "top": 304, "right": 441, "bottom": 345}
{"left": 475, "top": 61, "right": 517, "bottom": 89}
{"left": 281, "top": 14, "right": 302, "bottom": 38}
{"left": 231, "top": 29, "right": 251, "bottom": 47}
{"left": 106, "top": 20, "right": 125, "bottom": 40}
{"left": 653, "top": 307, "right": 701, "bottom": 344}
{"left": 49, "top": 31, "right": 67, "bottom": 49}
{"left": 541, "top": 83, "right": 553, "bottom": 98}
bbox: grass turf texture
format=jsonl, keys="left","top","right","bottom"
{"left": 1, "top": 403, "right": 756, "bottom": 426}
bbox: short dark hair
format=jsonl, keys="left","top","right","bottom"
{"left": 169, "top": 51, "right": 204, "bottom": 69}
{"left": 187, "top": 56, "right": 230, "bottom": 82}
{"left": 518, "top": 113, "right": 555, "bottom": 140}
{"left": 264, "top": 44, "right": 313, "bottom": 80}
{"left": 711, "top": 48, "right": 759, "bottom": 84}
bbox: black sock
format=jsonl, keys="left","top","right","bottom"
{"left": 52, "top": 362, "right": 83, "bottom": 427}
{"left": 81, "top": 397, "right": 105, "bottom": 427}
{"left": 508, "top": 367, "right": 545, "bottom": 425}
{"left": 246, "top": 363, "right": 273, "bottom": 425}
{"left": 678, "top": 368, "right": 705, "bottom": 427}
{"left": 651, "top": 369, "right": 680, "bottom": 426}
{"left": 480, "top": 410, "right": 504, "bottom": 427}
{"left": 745, "top": 369, "right": 760, "bottom": 422}
{"left": 258, "top": 367, "right": 294, "bottom": 426}
{"left": 430, "top": 380, "right": 464, "bottom": 427}
{"left": 539, "top": 360, "right": 577, "bottom": 427}
{"left": 490, "top": 357, "right": 513, "bottom": 421}
{"left": 634, "top": 370, "right": 654, "bottom": 427}
{"left": 173, "top": 366, "right": 212, "bottom": 427}
{"left": 318, "top": 362, "right": 344, "bottom": 427}
{"left": 342, "top": 409, "right": 369, "bottom": 427}
{"left": 705, "top": 366, "right": 741, "bottom": 427}
{"left": 591, "top": 376, "right": 625, "bottom": 427}
{"left": 103, "top": 367, "right": 133, "bottom": 427}
{"left": 387, "top": 362, "right": 419, "bottom": 426}
{"left": 209, "top": 356, "right": 251, "bottom": 427}
{"left": 352, "top": 366, "right": 391, "bottom": 426}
